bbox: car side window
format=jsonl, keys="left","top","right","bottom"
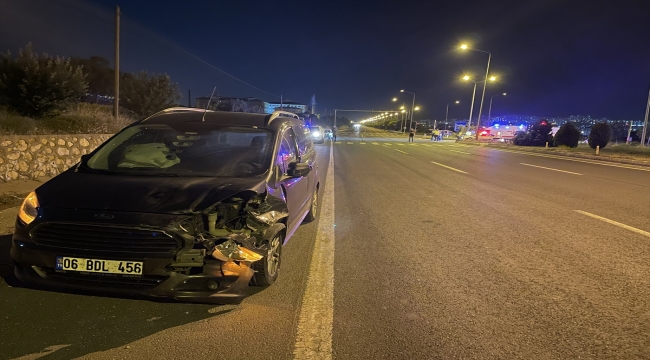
{"left": 278, "top": 129, "right": 298, "bottom": 174}
{"left": 295, "top": 125, "right": 313, "bottom": 157}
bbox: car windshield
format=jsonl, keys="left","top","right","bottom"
{"left": 309, "top": 127, "right": 320, "bottom": 132}
{"left": 85, "top": 123, "right": 273, "bottom": 177}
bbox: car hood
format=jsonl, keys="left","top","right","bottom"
{"left": 36, "top": 169, "right": 267, "bottom": 214}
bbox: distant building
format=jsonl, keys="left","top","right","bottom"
{"left": 194, "top": 96, "right": 308, "bottom": 115}
{"left": 195, "top": 96, "right": 265, "bottom": 113}
{"left": 264, "top": 100, "right": 307, "bottom": 114}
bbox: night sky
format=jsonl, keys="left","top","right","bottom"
{"left": 1, "top": 0, "right": 649, "bottom": 121}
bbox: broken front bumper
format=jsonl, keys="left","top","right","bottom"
{"left": 11, "top": 235, "right": 256, "bottom": 304}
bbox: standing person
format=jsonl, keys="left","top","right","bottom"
{"left": 408, "top": 129, "right": 414, "bottom": 142}
{"left": 332, "top": 126, "right": 337, "bottom": 142}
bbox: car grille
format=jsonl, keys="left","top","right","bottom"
{"left": 45, "top": 270, "right": 167, "bottom": 290}
{"left": 32, "top": 223, "right": 180, "bottom": 255}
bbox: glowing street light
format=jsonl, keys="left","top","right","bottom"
{"left": 414, "top": 106, "right": 420, "bottom": 111}
{"left": 458, "top": 42, "right": 493, "bottom": 139}
{"left": 392, "top": 97, "right": 397, "bottom": 101}
{"left": 462, "top": 74, "right": 497, "bottom": 130}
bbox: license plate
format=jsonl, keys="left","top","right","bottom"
{"left": 55, "top": 257, "right": 143, "bottom": 275}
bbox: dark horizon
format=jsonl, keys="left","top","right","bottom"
{"left": 1, "top": 0, "right": 649, "bottom": 122}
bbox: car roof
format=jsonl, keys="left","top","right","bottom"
{"left": 139, "top": 108, "right": 303, "bottom": 131}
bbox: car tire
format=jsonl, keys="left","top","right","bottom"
{"left": 250, "top": 232, "right": 283, "bottom": 287}
{"left": 303, "top": 187, "right": 318, "bottom": 223}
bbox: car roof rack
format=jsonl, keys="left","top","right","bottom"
{"left": 268, "top": 110, "right": 301, "bottom": 124}
{"left": 146, "top": 107, "right": 212, "bottom": 118}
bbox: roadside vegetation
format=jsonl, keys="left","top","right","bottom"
{"left": 0, "top": 43, "right": 182, "bottom": 135}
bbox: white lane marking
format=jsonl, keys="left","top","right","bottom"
{"left": 393, "top": 148, "right": 409, "bottom": 154}
{"left": 430, "top": 161, "right": 468, "bottom": 174}
{"left": 347, "top": 142, "right": 354, "bottom": 144}
{"left": 464, "top": 146, "right": 650, "bottom": 172}
{"left": 395, "top": 143, "right": 404, "bottom": 146}
{"left": 520, "top": 163, "right": 583, "bottom": 175}
{"left": 360, "top": 142, "right": 366, "bottom": 144}
{"left": 294, "top": 142, "right": 335, "bottom": 359}
{"left": 372, "top": 142, "right": 379, "bottom": 145}
{"left": 449, "top": 149, "right": 471, "bottom": 155}
{"left": 574, "top": 210, "right": 650, "bottom": 238}
{"left": 384, "top": 143, "right": 393, "bottom": 146}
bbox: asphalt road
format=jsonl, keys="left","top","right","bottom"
{"left": 1, "top": 125, "right": 649, "bottom": 359}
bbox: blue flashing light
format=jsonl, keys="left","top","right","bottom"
{"left": 519, "top": 124, "right": 524, "bottom": 129}
{"left": 494, "top": 124, "right": 499, "bottom": 128}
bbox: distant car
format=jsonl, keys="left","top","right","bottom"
{"left": 309, "top": 126, "right": 325, "bottom": 144}
{"left": 10, "top": 108, "right": 320, "bottom": 304}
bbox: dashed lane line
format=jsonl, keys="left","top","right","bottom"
{"left": 520, "top": 163, "right": 583, "bottom": 175}
{"left": 293, "top": 141, "right": 335, "bottom": 359}
{"left": 393, "top": 148, "right": 409, "bottom": 154}
{"left": 449, "top": 149, "right": 472, "bottom": 155}
{"left": 459, "top": 146, "right": 650, "bottom": 172}
{"left": 430, "top": 161, "right": 468, "bottom": 174}
{"left": 574, "top": 210, "right": 650, "bottom": 238}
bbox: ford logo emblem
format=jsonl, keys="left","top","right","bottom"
{"left": 94, "top": 213, "right": 115, "bottom": 220}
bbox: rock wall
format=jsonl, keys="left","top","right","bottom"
{"left": 0, "top": 134, "right": 112, "bottom": 182}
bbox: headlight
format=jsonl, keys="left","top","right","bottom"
{"left": 18, "top": 191, "right": 39, "bottom": 225}
{"left": 312, "top": 131, "right": 321, "bottom": 137}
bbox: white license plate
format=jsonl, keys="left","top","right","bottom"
{"left": 55, "top": 257, "right": 143, "bottom": 275}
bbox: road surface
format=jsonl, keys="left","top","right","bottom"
{"left": 1, "top": 125, "right": 649, "bottom": 359}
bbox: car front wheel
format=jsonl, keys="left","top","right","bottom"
{"left": 250, "top": 233, "right": 283, "bottom": 286}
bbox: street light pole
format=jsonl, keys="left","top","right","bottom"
{"left": 475, "top": 52, "right": 492, "bottom": 140}
{"left": 488, "top": 93, "right": 507, "bottom": 126}
{"left": 400, "top": 90, "right": 416, "bottom": 132}
{"left": 468, "top": 82, "right": 477, "bottom": 130}
{"left": 641, "top": 83, "right": 650, "bottom": 146}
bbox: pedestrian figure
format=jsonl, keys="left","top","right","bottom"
{"left": 332, "top": 128, "right": 337, "bottom": 142}
{"left": 409, "top": 129, "right": 414, "bottom": 142}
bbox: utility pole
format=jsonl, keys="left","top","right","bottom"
{"left": 188, "top": 89, "right": 191, "bottom": 107}
{"left": 641, "top": 83, "right": 650, "bottom": 146}
{"left": 475, "top": 52, "right": 492, "bottom": 140}
{"left": 113, "top": 5, "right": 120, "bottom": 119}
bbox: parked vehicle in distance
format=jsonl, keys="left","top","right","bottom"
{"left": 309, "top": 125, "right": 325, "bottom": 144}
{"left": 10, "top": 108, "right": 320, "bottom": 304}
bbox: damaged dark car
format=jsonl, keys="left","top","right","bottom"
{"left": 10, "top": 108, "right": 320, "bottom": 304}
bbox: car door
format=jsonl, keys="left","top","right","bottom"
{"left": 277, "top": 127, "right": 310, "bottom": 229}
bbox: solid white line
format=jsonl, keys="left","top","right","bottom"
{"left": 449, "top": 149, "right": 471, "bottom": 155}
{"left": 430, "top": 161, "right": 468, "bottom": 174}
{"left": 574, "top": 210, "right": 650, "bottom": 238}
{"left": 393, "top": 148, "right": 409, "bottom": 154}
{"left": 520, "top": 163, "right": 583, "bottom": 175}
{"left": 294, "top": 142, "right": 335, "bottom": 359}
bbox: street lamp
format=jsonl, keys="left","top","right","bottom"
{"left": 400, "top": 89, "right": 416, "bottom": 132}
{"left": 392, "top": 97, "right": 397, "bottom": 102}
{"left": 459, "top": 43, "right": 492, "bottom": 140}
{"left": 488, "top": 92, "right": 507, "bottom": 126}
{"left": 462, "top": 75, "right": 496, "bottom": 133}
{"left": 445, "top": 100, "right": 460, "bottom": 130}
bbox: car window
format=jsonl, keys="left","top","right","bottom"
{"left": 278, "top": 128, "right": 298, "bottom": 173}
{"left": 85, "top": 124, "right": 273, "bottom": 177}
{"left": 296, "top": 124, "right": 314, "bottom": 157}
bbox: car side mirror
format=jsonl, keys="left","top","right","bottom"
{"left": 287, "top": 162, "right": 311, "bottom": 178}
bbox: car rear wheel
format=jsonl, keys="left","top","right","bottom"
{"left": 250, "top": 233, "right": 283, "bottom": 286}
{"left": 303, "top": 187, "right": 318, "bottom": 223}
